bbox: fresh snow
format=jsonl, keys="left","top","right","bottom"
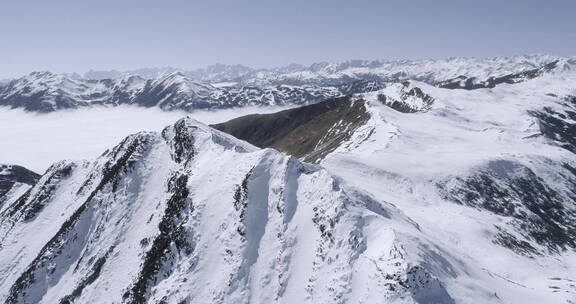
{"left": 320, "top": 72, "right": 576, "bottom": 303}
{"left": 0, "top": 118, "right": 457, "bottom": 303}
{"left": 1, "top": 55, "right": 576, "bottom": 303}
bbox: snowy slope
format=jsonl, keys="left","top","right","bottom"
{"left": 0, "top": 164, "right": 40, "bottom": 213}
{"left": 1, "top": 54, "right": 576, "bottom": 303}
{"left": 319, "top": 72, "right": 576, "bottom": 303}
{"left": 364, "top": 81, "right": 435, "bottom": 113}
{"left": 0, "top": 117, "right": 483, "bottom": 304}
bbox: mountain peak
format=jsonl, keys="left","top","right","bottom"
{"left": 27, "top": 71, "right": 58, "bottom": 79}
{"left": 161, "top": 116, "right": 257, "bottom": 161}
{"left": 0, "top": 116, "right": 450, "bottom": 303}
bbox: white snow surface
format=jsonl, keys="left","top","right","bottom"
{"left": 1, "top": 56, "right": 576, "bottom": 303}
{"left": 0, "top": 117, "right": 462, "bottom": 304}
{"left": 321, "top": 73, "right": 576, "bottom": 303}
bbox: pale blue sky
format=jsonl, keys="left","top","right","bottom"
{"left": 1, "top": 0, "right": 575, "bottom": 78}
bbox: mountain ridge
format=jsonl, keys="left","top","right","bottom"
{"left": 70, "top": 54, "right": 575, "bottom": 82}
{"left": 1, "top": 54, "right": 574, "bottom": 113}
{"left": 0, "top": 117, "right": 463, "bottom": 304}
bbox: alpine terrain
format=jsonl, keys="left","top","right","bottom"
{"left": 0, "top": 54, "right": 576, "bottom": 303}
{"left": 0, "top": 55, "right": 574, "bottom": 113}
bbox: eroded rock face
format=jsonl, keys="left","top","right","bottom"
{"left": 374, "top": 81, "right": 435, "bottom": 113}
{"left": 438, "top": 159, "right": 576, "bottom": 255}
{"left": 0, "top": 164, "right": 39, "bottom": 195}
{"left": 530, "top": 95, "right": 576, "bottom": 154}
{"left": 212, "top": 96, "right": 371, "bottom": 163}
{"left": 0, "top": 164, "right": 40, "bottom": 209}
{"left": 437, "top": 61, "right": 559, "bottom": 90}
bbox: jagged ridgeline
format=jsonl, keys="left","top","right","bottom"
{"left": 0, "top": 165, "right": 41, "bottom": 209}
{"left": 212, "top": 81, "right": 435, "bottom": 162}
{"left": 0, "top": 55, "right": 572, "bottom": 113}
{"left": 1, "top": 54, "right": 576, "bottom": 303}
{"left": 0, "top": 118, "right": 458, "bottom": 303}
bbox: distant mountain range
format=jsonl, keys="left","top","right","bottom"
{"left": 2, "top": 66, "right": 576, "bottom": 302}
{"left": 1, "top": 54, "right": 574, "bottom": 112}
{"left": 74, "top": 54, "right": 575, "bottom": 85}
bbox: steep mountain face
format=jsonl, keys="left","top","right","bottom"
{"left": 0, "top": 72, "right": 382, "bottom": 112}
{"left": 212, "top": 82, "right": 435, "bottom": 160}
{"left": 2, "top": 55, "right": 576, "bottom": 303}
{"left": 212, "top": 97, "right": 370, "bottom": 163}
{"left": 0, "top": 164, "right": 40, "bottom": 210}
{"left": 0, "top": 118, "right": 472, "bottom": 304}
{"left": 369, "top": 81, "right": 435, "bottom": 113}
{"left": 78, "top": 55, "right": 576, "bottom": 86}
{"left": 131, "top": 73, "right": 216, "bottom": 109}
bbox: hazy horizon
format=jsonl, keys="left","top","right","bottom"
{"left": 1, "top": 0, "right": 575, "bottom": 78}
{"left": 2, "top": 53, "right": 574, "bottom": 80}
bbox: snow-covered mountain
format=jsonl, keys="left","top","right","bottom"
{"left": 0, "top": 117, "right": 468, "bottom": 304}
{"left": 0, "top": 164, "right": 40, "bottom": 211}
{"left": 239, "top": 55, "right": 576, "bottom": 87}
{"left": 1, "top": 54, "right": 576, "bottom": 303}
{"left": 0, "top": 72, "right": 384, "bottom": 112}
{"left": 212, "top": 71, "right": 576, "bottom": 302}
{"left": 1, "top": 54, "right": 574, "bottom": 113}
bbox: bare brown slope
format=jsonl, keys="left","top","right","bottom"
{"left": 211, "top": 97, "right": 369, "bottom": 162}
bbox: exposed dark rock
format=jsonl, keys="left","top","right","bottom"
{"left": 335, "top": 79, "right": 387, "bottom": 96}
{"left": 4, "top": 134, "right": 152, "bottom": 304}
{"left": 0, "top": 164, "right": 40, "bottom": 201}
{"left": 212, "top": 97, "right": 370, "bottom": 162}
{"left": 438, "top": 159, "right": 576, "bottom": 254}
{"left": 438, "top": 61, "right": 558, "bottom": 90}
{"left": 123, "top": 173, "right": 193, "bottom": 304}
{"left": 529, "top": 95, "right": 576, "bottom": 153}
{"left": 233, "top": 170, "right": 252, "bottom": 239}
{"left": 59, "top": 246, "right": 116, "bottom": 304}
{"left": 0, "top": 162, "right": 73, "bottom": 228}
{"left": 162, "top": 119, "right": 197, "bottom": 165}
{"left": 376, "top": 82, "right": 435, "bottom": 113}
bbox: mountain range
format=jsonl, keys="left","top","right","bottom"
{"left": 0, "top": 54, "right": 576, "bottom": 303}
{"left": 0, "top": 55, "right": 574, "bottom": 112}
